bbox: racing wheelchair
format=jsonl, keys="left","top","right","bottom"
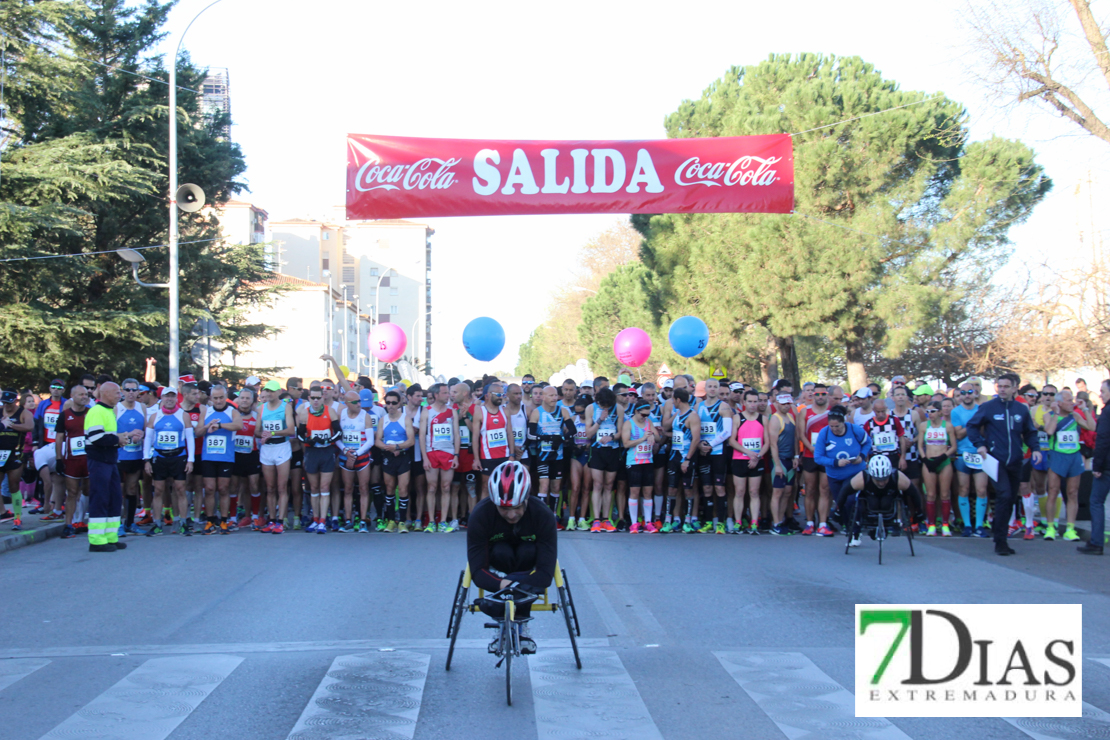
{"left": 843, "top": 490, "right": 916, "bottom": 565}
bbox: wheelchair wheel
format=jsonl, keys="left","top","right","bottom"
{"left": 561, "top": 569, "right": 581, "bottom": 637}
{"left": 445, "top": 583, "right": 468, "bottom": 671}
{"left": 504, "top": 620, "right": 514, "bottom": 706}
{"left": 900, "top": 502, "right": 916, "bottom": 557}
{"left": 446, "top": 570, "right": 464, "bottom": 638}
{"left": 558, "top": 584, "right": 582, "bottom": 669}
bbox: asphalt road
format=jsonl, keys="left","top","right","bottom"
{"left": 2, "top": 525, "right": 1109, "bottom": 739}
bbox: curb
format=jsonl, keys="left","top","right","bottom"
{"left": 0, "top": 522, "right": 67, "bottom": 555}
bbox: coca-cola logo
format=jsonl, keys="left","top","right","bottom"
{"left": 675, "top": 155, "right": 781, "bottom": 188}
{"left": 354, "top": 157, "right": 461, "bottom": 192}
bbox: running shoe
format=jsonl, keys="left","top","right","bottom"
{"left": 60, "top": 524, "right": 76, "bottom": 538}
{"left": 926, "top": 525, "right": 937, "bottom": 536}
{"left": 125, "top": 523, "right": 143, "bottom": 536}
{"left": 816, "top": 525, "right": 834, "bottom": 537}
{"left": 237, "top": 515, "right": 252, "bottom": 529}
{"left": 181, "top": 521, "right": 193, "bottom": 536}
{"left": 73, "top": 522, "right": 88, "bottom": 533}
{"left": 445, "top": 519, "right": 459, "bottom": 533}
{"left": 423, "top": 523, "right": 436, "bottom": 533}
{"left": 0, "top": 510, "right": 13, "bottom": 522}
{"left": 643, "top": 521, "right": 659, "bottom": 533}
{"left": 660, "top": 521, "right": 677, "bottom": 533}
{"left": 145, "top": 525, "right": 163, "bottom": 536}
{"left": 715, "top": 523, "right": 726, "bottom": 535}
{"left": 29, "top": 506, "right": 43, "bottom": 515}
{"left": 975, "top": 526, "right": 991, "bottom": 538}
{"left": 292, "top": 518, "right": 303, "bottom": 531}
{"left": 556, "top": 520, "right": 566, "bottom": 531}
{"left": 589, "top": 520, "right": 603, "bottom": 532}
{"left": 316, "top": 521, "right": 326, "bottom": 534}
{"left": 1024, "top": 527, "right": 1035, "bottom": 540}
{"left": 698, "top": 521, "right": 713, "bottom": 534}
{"left": 273, "top": 522, "right": 284, "bottom": 534}
{"left": 769, "top": 524, "right": 788, "bottom": 536}
{"left": 1063, "top": 526, "right": 1080, "bottom": 541}
{"left": 376, "top": 518, "right": 387, "bottom": 532}
{"left": 385, "top": 520, "right": 397, "bottom": 533}
{"left": 630, "top": 522, "right": 642, "bottom": 533}
{"left": 305, "top": 520, "right": 318, "bottom": 533}
{"left": 749, "top": 525, "right": 760, "bottom": 536}
{"left": 941, "top": 525, "right": 952, "bottom": 537}
{"left": 340, "top": 520, "right": 354, "bottom": 533}
{"left": 261, "top": 522, "right": 274, "bottom": 533}
{"left": 802, "top": 524, "right": 815, "bottom": 536}
{"left": 1008, "top": 522, "right": 1023, "bottom": 537}
{"left": 11, "top": 518, "right": 21, "bottom": 531}
{"left": 220, "top": 521, "right": 230, "bottom": 534}
{"left": 1044, "top": 523, "right": 1057, "bottom": 541}
{"left": 961, "top": 526, "right": 972, "bottom": 537}
{"left": 615, "top": 518, "right": 628, "bottom": 532}
{"left": 566, "top": 517, "right": 576, "bottom": 531}
{"left": 438, "top": 522, "right": 448, "bottom": 533}
{"left": 577, "top": 518, "right": 590, "bottom": 531}
{"left": 203, "top": 521, "right": 217, "bottom": 535}
{"left": 725, "top": 518, "right": 736, "bottom": 534}
{"left": 602, "top": 520, "right": 616, "bottom": 533}
{"left": 682, "top": 521, "right": 695, "bottom": 533}
{"left": 358, "top": 520, "right": 369, "bottom": 533}
{"left": 398, "top": 522, "right": 410, "bottom": 533}
{"left": 848, "top": 535, "right": 861, "bottom": 548}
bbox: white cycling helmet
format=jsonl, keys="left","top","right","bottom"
{"left": 488, "top": 460, "right": 531, "bottom": 507}
{"left": 867, "top": 455, "right": 893, "bottom": 479}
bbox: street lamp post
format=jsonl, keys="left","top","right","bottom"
{"left": 167, "top": 0, "right": 225, "bottom": 385}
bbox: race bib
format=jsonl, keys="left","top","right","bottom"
{"left": 310, "top": 429, "right": 330, "bottom": 443}
{"left": 342, "top": 430, "right": 363, "bottom": 447}
{"left": 432, "top": 423, "right": 452, "bottom": 445}
{"left": 513, "top": 427, "right": 525, "bottom": 446}
{"left": 810, "top": 431, "right": 820, "bottom": 447}
{"left": 205, "top": 435, "right": 227, "bottom": 455}
{"left": 1038, "top": 431, "right": 1050, "bottom": 449}
{"left": 459, "top": 424, "right": 471, "bottom": 445}
{"left": 123, "top": 434, "right": 142, "bottom": 453}
{"left": 873, "top": 430, "right": 897, "bottom": 452}
{"left": 155, "top": 430, "right": 178, "bottom": 448}
{"left": 701, "top": 421, "right": 717, "bottom": 438}
{"left": 262, "top": 419, "right": 283, "bottom": 433}
{"left": 599, "top": 423, "right": 617, "bottom": 440}
{"left": 486, "top": 427, "right": 508, "bottom": 449}
{"left": 1056, "top": 429, "right": 1080, "bottom": 451}
{"left": 925, "top": 428, "right": 947, "bottom": 445}
{"left": 574, "top": 426, "right": 587, "bottom": 444}
{"left": 70, "top": 436, "right": 86, "bottom": 456}
{"left": 234, "top": 434, "right": 254, "bottom": 452}
{"left": 635, "top": 440, "right": 653, "bottom": 456}
{"left": 962, "top": 452, "right": 983, "bottom": 470}
{"left": 0, "top": 450, "right": 9, "bottom": 466}
{"left": 369, "top": 414, "right": 379, "bottom": 428}
{"left": 742, "top": 437, "right": 762, "bottom": 455}
{"left": 672, "top": 429, "right": 684, "bottom": 447}
{"left": 44, "top": 411, "right": 59, "bottom": 432}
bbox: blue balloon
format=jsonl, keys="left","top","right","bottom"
{"left": 462, "top": 317, "right": 506, "bottom": 362}
{"left": 668, "top": 316, "right": 709, "bottom": 358}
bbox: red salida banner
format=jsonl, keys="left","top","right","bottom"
{"left": 345, "top": 134, "right": 794, "bottom": 219}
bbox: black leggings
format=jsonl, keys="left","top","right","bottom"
{"left": 487, "top": 541, "right": 538, "bottom": 619}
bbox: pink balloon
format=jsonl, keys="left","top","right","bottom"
{"left": 369, "top": 322, "right": 407, "bottom": 363}
{"left": 613, "top": 327, "right": 652, "bottom": 367}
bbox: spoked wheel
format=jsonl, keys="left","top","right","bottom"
{"left": 445, "top": 584, "right": 468, "bottom": 671}
{"left": 877, "top": 518, "right": 885, "bottom": 565}
{"left": 445, "top": 571, "right": 464, "bottom": 638}
{"left": 561, "top": 569, "right": 581, "bottom": 637}
{"left": 504, "top": 620, "right": 514, "bottom": 706}
{"left": 903, "top": 504, "right": 916, "bottom": 557}
{"left": 558, "top": 584, "right": 582, "bottom": 669}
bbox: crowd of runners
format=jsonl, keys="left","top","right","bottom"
{"left": 1, "top": 357, "right": 1107, "bottom": 556}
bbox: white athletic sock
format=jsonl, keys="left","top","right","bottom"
{"left": 643, "top": 499, "right": 653, "bottom": 523}
{"left": 629, "top": 499, "right": 639, "bottom": 524}
{"left": 1022, "top": 495, "right": 1037, "bottom": 528}
{"left": 806, "top": 520, "right": 814, "bottom": 528}
{"left": 653, "top": 494, "right": 663, "bottom": 514}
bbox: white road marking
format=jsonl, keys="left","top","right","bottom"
{"left": 0, "top": 658, "right": 50, "bottom": 691}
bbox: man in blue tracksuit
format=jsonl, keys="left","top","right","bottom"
{"left": 815, "top": 405, "right": 872, "bottom": 533}
{"left": 966, "top": 373, "right": 1042, "bottom": 556}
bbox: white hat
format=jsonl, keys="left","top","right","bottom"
{"left": 775, "top": 393, "right": 794, "bottom": 404}
{"left": 661, "top": 379, "right": 674, "bottom": 389}
{"left": 854, "top": 387, "right": 873, "bottom": 399}
{"left": 245, "top": 375, "right": 261, "bottom": 387}
{"left": 729, "top": 382, "right": 745, "bottom": 392}
{"left": 160, "top": 387, "right": 177, "bottom": 398}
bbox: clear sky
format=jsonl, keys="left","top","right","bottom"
{"left": 157, "top": 0, "right": 1110, "bottom": 377}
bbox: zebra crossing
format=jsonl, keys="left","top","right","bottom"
{"left": 4, "top": 647, "right": 1110, "bottom": 739}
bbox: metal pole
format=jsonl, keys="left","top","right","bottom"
{"left": 168, "top": 0, "right": 225, "bottom": 387}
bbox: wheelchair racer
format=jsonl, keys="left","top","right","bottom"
{"left": 844, "top": 455, "right": 924, "bottom": 548}
{"left": 466, "top": 460, "right": 557, "bottom": 655}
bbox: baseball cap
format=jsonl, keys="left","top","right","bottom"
{"left": 359, "top": 388, "right": 375, "bottom": 408}
{"left": 912, "top": 383, "right": 935, "bottom": 396}
{"left": 263, "top": 380, "right": 281, "bottom": 392}
{"left": 891, "top": 375, "right": 906, "bottom": 384}
{"left": 178, "top": 374, "right": 196, "bottom": 384}
{"left": 729, "top": 382, "right": 744, "bottom": 392}
{"left": 0, "top": 390, "right": 17, "bottom": 404}
{"left": 197, "top": 380, "right": 212, "bottom": 394}
{"left": 775, "top": 393, "right": 794, "bottom": 404}
{"left": 854, "top": 387, "right": 873, "bottom": 399}
{"left": 159, "top": 387, "right": 177, "bottom": 398}
{"left": 661, "top": 379, "right": 674, "bottom": 389}
{"left": 694, "top": 380, "right": 706, "bottom": 398}
{"left": 245, "top": 375, "right": 261, "bottom": 387}
{"left": 618, "top": 373, "right": 632, "bottom": 385}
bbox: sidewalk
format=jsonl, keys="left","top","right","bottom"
{"left": 0, "top": 516, "right": 67, "bottom": 554}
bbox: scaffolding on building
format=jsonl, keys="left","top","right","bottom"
{"left": 201, "top": 67, "right": 231, "bottom": 139}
